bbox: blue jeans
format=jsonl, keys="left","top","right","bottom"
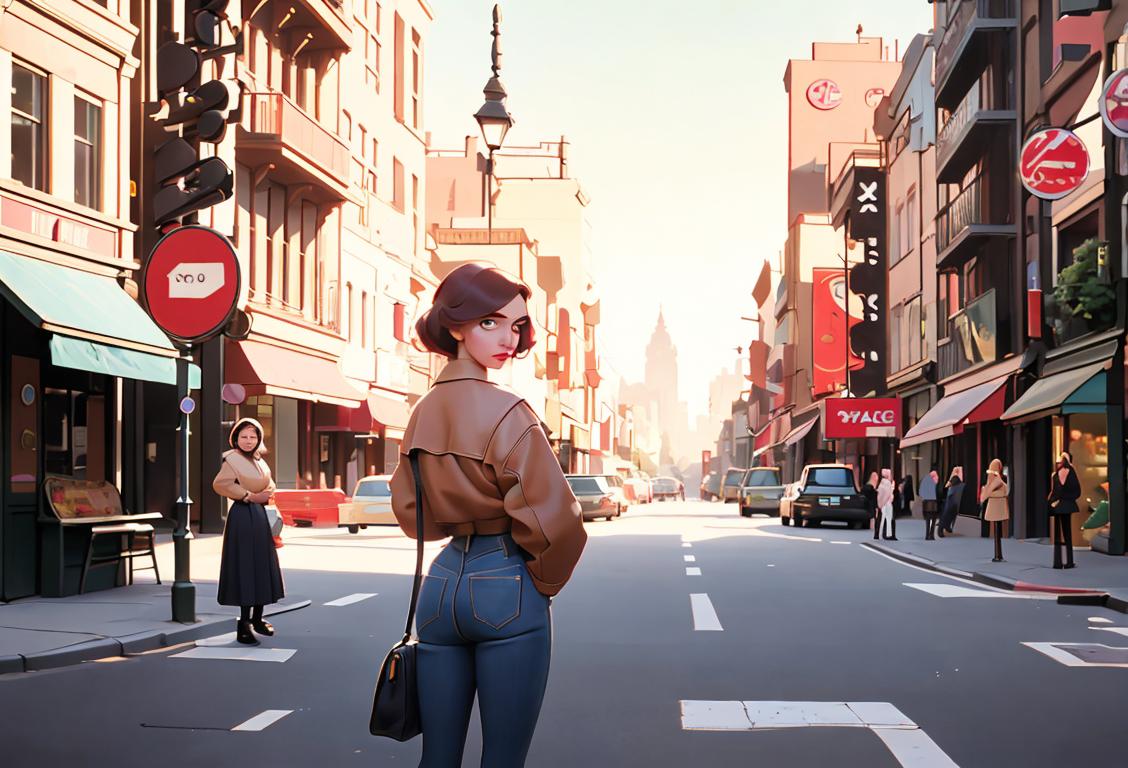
{"left": 415, "top": 534, "right": 552, "bottom": 768}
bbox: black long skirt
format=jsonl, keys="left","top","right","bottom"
{"left": 217, "top": 501, "right": 285, "bottom": 607}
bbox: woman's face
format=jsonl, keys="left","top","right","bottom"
{"left": 237, "top": 425, "right": 260, "bottom": 454}
{"left": 452, "top": 294, "right": 530, "bottom": 370}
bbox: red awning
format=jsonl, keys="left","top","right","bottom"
{"left": 225, "top": 340, "right": 366, "bottom": 408}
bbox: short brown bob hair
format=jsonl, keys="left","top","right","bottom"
{"left": 416, "top": 263, "right": 535, "bottom": 359}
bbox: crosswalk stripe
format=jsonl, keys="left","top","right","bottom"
{"left": 232, "top": 710, "right": 293, "bottom": 732}
{"left": 324, "top": 592, "right": 379, "bottom": 607}
{"left": 872, "top": 725, "right": 960, "bottom": 767}
{"left": 172, "top": 647, "right": 297, "bottom": 663}
{"left": 686, "top": 567, "right": 702, "bottom": 576}
{"left": 689, "top": 593, "right": 723, "bottom": 631}
{"left": 684, "top": 555, "right": 696, "bottom": 562}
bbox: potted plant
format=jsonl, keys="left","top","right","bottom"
{"left": 1052, "top": 238, "right": 1115, "bottom": 343}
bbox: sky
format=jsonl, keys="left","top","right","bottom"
{"left": 424, "top": 0, "right": 934, "bottom": 422}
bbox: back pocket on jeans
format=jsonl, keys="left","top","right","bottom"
{"left": 468, "top": 575, "right": 522, "bottom": 630}
{"left": 415, "top": 575, "right": 446, "bottom": 632}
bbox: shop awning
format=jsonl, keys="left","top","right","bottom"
{"left": 226, "top": 340, "right": 366, "bottom": 408}
{"left": 50, "top": 336, "right": 200, "bottom": 389}
{"left": 1001, "top": 361, "right": 1109, "bottom": 423}
{"left": 783, "top": 417, "right": 818, "bottom": 447}
{"left": 899, "top": 376, "right": 1008, "bottom": 448}
{"left": 368, "top": 392, "right": 411, "bottom": 439}
{"left": 0, "top": 251, "right": 203, "bottom": 386}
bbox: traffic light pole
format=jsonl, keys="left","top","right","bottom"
{"left": 172, "top": 351, "right": 196, "bottom": 622}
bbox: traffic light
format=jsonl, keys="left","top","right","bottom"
{"left": 151, "top": 8, "right": 241, "bottom": 229}
{"left": 186, "top": 1, "right": 230, "bottom": 48}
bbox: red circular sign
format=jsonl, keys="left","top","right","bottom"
{"left": 806, "top": 79, "right": 842, "bottom": 110}
{"left": 1020, "top": 128, "right": 1090, "bottom": 200}
{"left": 1100, "top": 68, "right": 1128, "bottom": 138}
{"left": 143, "top": 225, "right": 240, "bottom": 344}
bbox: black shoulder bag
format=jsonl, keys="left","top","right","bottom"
{"left": 369, "top": 450, "right": 425, "bottom": 740}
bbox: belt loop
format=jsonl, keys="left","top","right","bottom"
{"left": 464, "top": 535, "right": 471, "bottom": 551}
{"left": 500, "top": 535, "right": 510, "bottom": 559}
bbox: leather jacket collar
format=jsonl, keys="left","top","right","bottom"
{"left": 435, "top": 358, "right": 489, "bottom": 384}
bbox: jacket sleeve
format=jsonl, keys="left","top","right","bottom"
{"left": 488, "top": 402, "right": 587, "bottom": 596}
{"left": 262, "top": 462, "right": 277, "bottom": 495}
{"left": 212, "top": 459, "right": 246, "bottom": 502}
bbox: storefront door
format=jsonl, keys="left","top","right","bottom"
{"left": 3, "top": 351, "right": 40, "bottom": 600}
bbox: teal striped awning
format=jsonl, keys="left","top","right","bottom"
{"left": 49, "top": 336, "right": 200, "bottom": 389}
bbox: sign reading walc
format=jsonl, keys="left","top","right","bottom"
{"left": 821, "top": 397, "right": 901, "bottom": 440}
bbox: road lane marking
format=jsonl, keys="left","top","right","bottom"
{"left": 324, "top": 592, "right": 379, "bottom": 607}
{"left": 232, "top": 710, "right": 293, "bottom": 732}
{"left": 689, "top": 593, "right": 723, "bottom": 631}
{"left": 1024, "top": 641, "right": 1128, "bottom": 668}
{"left": 831, "top": 541, "right": 851, "bottom": 545}
{"left": 904, "top": 583, "right": 1052, "bottom": 600}
{"left": 680, "top": 701, "right": 956, "bottom": 767}
{"left": 686, "top": 567, "right": 702, "bottom": 576}
{"left": 172, "top": 647, "right": 297, "bottom": 663}
{"left": 1089, "top": 617, "right": 1114, "bottom": 624}
{"left": 684, "top": 555, "right": 696, "bottom": 562}
{"left": 682, "top": 543, "right": 693, "bottom": 548}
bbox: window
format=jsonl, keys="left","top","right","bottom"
{"left": 367, "top": 34, "right": 381, "bottom": 92}
{"left": 907, "top": 295, "right": 923, "bottom": 365}
{"left": 12, "top": 63, "right": 47, "bottom": 192}
{"left": 890, "top": 303, "right": 903, "bottom": 372}
{"left": 393, "top": 12, "right": 405, "bottom": 124}
{"left": 891, "top": 201, "right": 903, "bottom": 264}
{"left": 905, "top": 188, "right": 917, "bottom": 258}
{"left": 361, "top": 291, "right": 368, "bottom": 347}
{"left": 392, "top": 158, "right": 404, "bottom": 212}
{"left": 358, "top": 125, "right": 367, "bottom": 160}
{"left": 411, "top": 174, "right": 419, "bottom": 254}
{"left": 347, "top": 282, "right": 354, "bottom": 340}
{"left": 411, "top": 28, "right": 422, "bottom": 130}
{"left": 372, "top": 138, "right": 379, "bottom": 170}
{"left": 74, "top": 95, "right": 102, "bottom": 209}
{"left": 342, "top": 111, "right": 352, "bottom": 143}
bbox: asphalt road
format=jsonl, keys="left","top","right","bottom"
{"left": 1, "top": 500, "right": 1126, "bottom": 767}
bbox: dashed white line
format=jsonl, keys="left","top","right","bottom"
{"left": 830, "top": 541, "right": 851, "bottom": 545}
{"left": 684, "top": 555, "right": 697, "bottom": 563}
{"left": 689, "top": 593, "right": 723, "bottom": 631}
{"left": 324, "top": 592, "right": 379, "bottom": 607}
{"left": 1089, "top": 617, "right": 1114, "bottom": 625}
{"left": 686, "top": 567, "right": 702, "bottom": 576}
{"left": 232, "top": 709, "right": 293, "bottom": 732}
{"left": 682, "top": 543, "right": 693, "bottom": 548}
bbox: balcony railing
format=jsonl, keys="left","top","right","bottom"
{"left": 937, "top": 81, "right": 981, "bottom": 162}
{"left": 937, "top": 289, "right": 997, "bottom": 380}
{"left": 934, "top": 0, "right": 1016, "bottom": 104}
{"left": 936, "top": 173, "right": 986, "bottom": 254}
{"left": 243, "top": 92, "right": 350, "bottom": 190}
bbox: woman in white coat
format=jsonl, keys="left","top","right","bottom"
{"left": 876, "top": 469, "right": 896, "bottom": 541}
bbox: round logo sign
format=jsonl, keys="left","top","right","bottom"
{"left": 1019, "top": 128, "right": 1090, "bottom": 200}
{"left": 864, "top": 88, "right": 885, "bottom": 108}
{"left": 1100, "top": 68, "right": 1128, "bottom": 138}
{"left": 807, "top": 79, "right": 842, "bottom": 110}
{"left": 179, "top": 396, "right": 196, "bottom": 415}
{"left": 143, "top": 225, "right": 241, "bottom": 344}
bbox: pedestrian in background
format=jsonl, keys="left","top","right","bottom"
{"left": 1047, "top": 451, "right": 1081, "bottom": 569}
{"left": 877, "top": 469, "right": 896, "bottom": 541}
{"left": 919, "top": 468, "right": 940, "bottom": 540}
{"left": 980, "top": 459, "right": 1009, "bottom": 562}
{"left": 863, "top": 471, "right": 879, "bottom": 540}
{"left": 939, "top": 467, "right": 964, "bottom": 537}
{"left": 390, "top": 263, "right": 587, "bottom": 767}
{"left": 212, "top": 417, "right": 285, "bottom": 645}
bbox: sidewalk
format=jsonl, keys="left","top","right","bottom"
{"left": 866, "top": 518, "right": 1128, "bottom": 612}
{"left": 0, "top": 532, "right": 310, "bottom": 675}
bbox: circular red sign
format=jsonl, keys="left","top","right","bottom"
{"left": 1100, "top": 68, "right": 1128, "bottom": 138}
{"left": 806, "top": 79, "right": 842, "bottom": 110}
{"left": 143, "top": 225, "right": 241, "bottom": 344}
{"left": 1020, "top": 128, "right": 1090, "bottom": 200}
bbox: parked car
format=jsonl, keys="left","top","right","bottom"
{"left": 778, "top": 482, "right": 799, "bottom": 521}
{"left": 700, "top": 472, "right": 721, "bottom": 501}
{"left": 273, "top": 487, "right": 348, "bottom": 528}
{"left": 781, "top": 464, "right": 869, "bottom": 529}
{"left": 566, "top": 475, "right": 622, "bottom": 521}
{"left": 615, "top": 465, "right": 653, "bottom": 504}
{"left": 721, "top": 468, "right": 748, "bottom": 503}
{"left": 651, "top": 476, "right": 685, "bottom": 502}
{"left": 738, "top": 467, "right": 785, "bottom": 517}
{"left": 337, "top": 475, "right": 396, "bottom": 533}
{"left": 601, "top": 474, "right": 632, "bottom": 514}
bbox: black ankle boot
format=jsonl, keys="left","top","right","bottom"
{"left": 236, "top": 619, "right": 259, "bottom": 644}
{"left": 252, "top": 619, "right": 274, "bottom": 636}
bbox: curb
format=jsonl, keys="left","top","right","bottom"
{"left": 862, "top": 542, "right": 1126, "bottom": 613}
{"left": 1, "top": 598, "right": 312, "bottom": 676}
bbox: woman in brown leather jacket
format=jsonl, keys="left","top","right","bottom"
{"left": 390, "top": 263, "right": 587, "bottom": 768}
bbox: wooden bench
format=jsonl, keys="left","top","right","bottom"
{"left": 42, "top": 477, "right": 162, "bottom": 594}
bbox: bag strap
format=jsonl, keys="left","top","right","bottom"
{"left": 402, "top": 449, "right": 426, "bottom": 643}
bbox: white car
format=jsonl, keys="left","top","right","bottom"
{"left": 338, "top": 475, "right": 397, "bottom": 533}
{"left": 777, "top": 482, "right": 800, "bottom": 522}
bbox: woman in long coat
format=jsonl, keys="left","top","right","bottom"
{"left": 980, "top": 459, "right": 1009, "bottom": 562}
{"left": 939, "top": 467, "right": 964, "bottom": 537}
{"left": 1047, "top": 451, "right": 1081, "bottom": 569}
{"left": 213, "top": 417, "right": 285, "bottom": 644}
{"left": 876, "top": 469, "right": 896, "bottom": 541}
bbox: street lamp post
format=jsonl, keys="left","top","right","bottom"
{"left": 473, "top": 4, "right": 515, "bottom": 244}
